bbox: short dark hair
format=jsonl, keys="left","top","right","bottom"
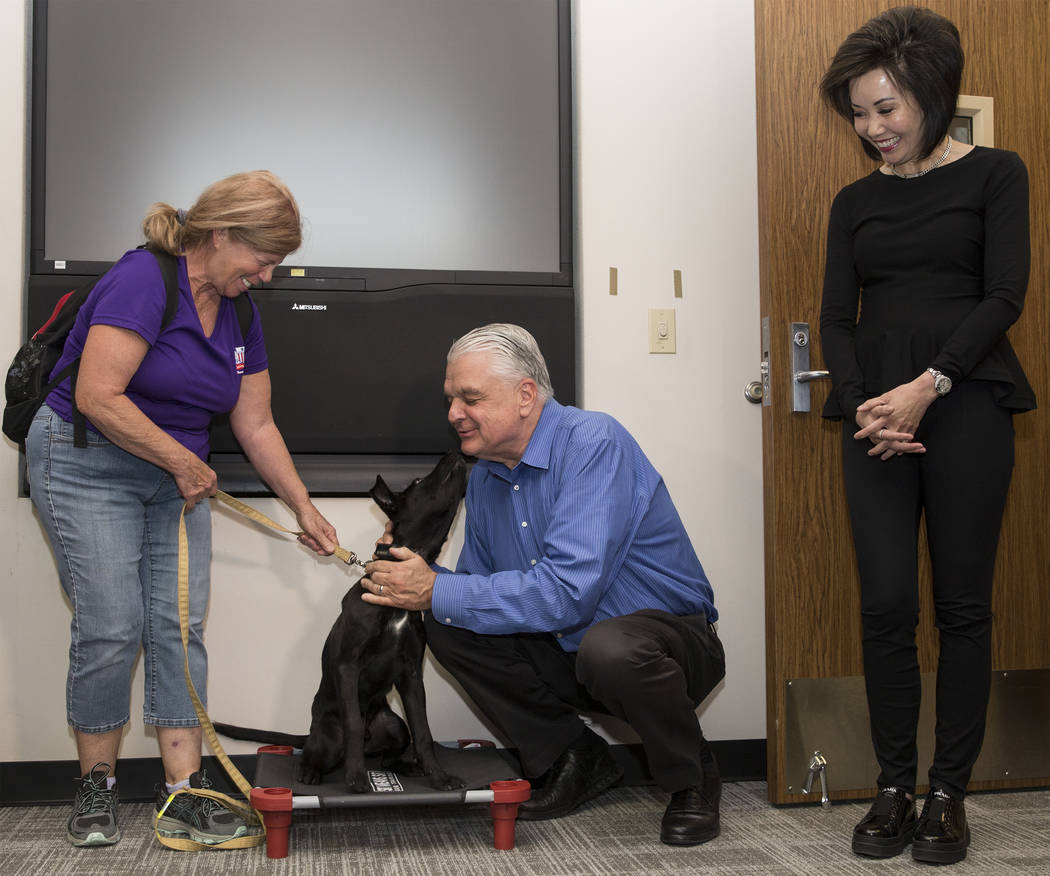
{"left": 820, "top": 6, "right": 963, "bottom": 162}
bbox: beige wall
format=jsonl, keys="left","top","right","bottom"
{"left": 0, "top": 0, "right": 764, "bottom": 762}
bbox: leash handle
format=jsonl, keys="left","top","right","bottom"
{"left": 214, "top": 490, "right": 368, "bottom": 569}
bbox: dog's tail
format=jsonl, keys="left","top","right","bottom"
{"left": 211, "top": 721, "right": 307, "bottom": 747}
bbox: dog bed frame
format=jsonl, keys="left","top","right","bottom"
{"left": 250, "top": 740, "right": 531, "bottom": 858}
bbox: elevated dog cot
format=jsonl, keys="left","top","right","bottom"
{"left": 250, "top": 740, "right": 531, "bottom": 858}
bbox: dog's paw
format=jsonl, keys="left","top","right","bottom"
{"left": 346, "top": 771, "right": 371, "bottom": 794}
{"left": 298, "top": 765, "right": 324, "bottom": 785}
{"left": 429, "top": 771, "right": 467, "bottom": 791}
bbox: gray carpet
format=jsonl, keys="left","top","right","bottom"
{"left": 1, "top": 782, "right": 1048, "bottom": 874}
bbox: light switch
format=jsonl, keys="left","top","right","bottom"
{"left": 648, "top": 308, "right": 676, "bottom": 353}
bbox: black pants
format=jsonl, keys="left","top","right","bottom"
{"left": 424, "top": 608, "right": 725, "bottom": 792}
{"left": 841, "top": 381, "right": 1014, "bottom": 797}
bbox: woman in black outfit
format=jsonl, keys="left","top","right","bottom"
{"left": 818, "top": 7, "right": 1034, "bottom": 866}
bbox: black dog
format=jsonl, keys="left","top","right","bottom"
{"left": 215, "top": 451, "right": 468, "bottom": 793}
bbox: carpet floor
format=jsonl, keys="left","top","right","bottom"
{"left": 1, "top": 782, "right": 1047, "bottom": 874}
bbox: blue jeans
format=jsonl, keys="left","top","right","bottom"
{"left": 26, "top": 405, "right": 211, "bottom": 732}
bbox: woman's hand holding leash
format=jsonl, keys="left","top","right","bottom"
{"left": 173, "top": 453, "right": 219, "bottom": 509}
{"left": 294, "top": 501, "right": 339, "bottom": 555}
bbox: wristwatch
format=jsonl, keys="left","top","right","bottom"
{"left": 927, "top": 367, "right": 952, "bottom": 397}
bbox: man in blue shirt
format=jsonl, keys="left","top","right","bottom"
{"left": 363, "top": 323, "right": 725, "bottom": 846}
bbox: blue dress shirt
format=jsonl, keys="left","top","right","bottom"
{"left": 431, "top": 400, "right": 716, "bottom": 651}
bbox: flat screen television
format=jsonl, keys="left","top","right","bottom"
{"left": 26, "top": 0, "right": 575, "bottom": 495}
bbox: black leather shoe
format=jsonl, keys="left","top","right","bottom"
{"left": 517, "top": 733, "right": 623, "bottom": 821}
{"left": 852, "top": 786, "right": 917, "bottom": 858}
{"left": 912, "top": 788, "right": 969, "bottom": 864}
{"left": 660, "top": 761, "right": 721, "bottom": 846}
{"left": 660, "top": 741, "right": 721, "bottom": 846}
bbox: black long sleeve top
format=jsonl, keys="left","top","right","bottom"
{"left": 819, "top": 145, "right": 1035, "bottom": 420}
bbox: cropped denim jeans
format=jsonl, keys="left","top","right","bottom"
{"left": 26, "top": 405, "right": 211, "bottom": 733}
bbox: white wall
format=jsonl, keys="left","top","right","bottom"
{"left": 0, "top": 0, "right": 764, "bottom": 763}
{"left": 574, "top": 0, "right": 764, "bottom": 744}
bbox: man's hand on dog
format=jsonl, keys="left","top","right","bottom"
{"left": 362, "top": 541, "right": 436, "bottom": 611}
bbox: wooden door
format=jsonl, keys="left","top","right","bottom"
{"left": 756, "top": 0, "right": 1050, "bottom": 804}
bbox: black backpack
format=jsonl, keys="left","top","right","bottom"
{"left": 3, "top": 248, "right": 253, "bottom": 449}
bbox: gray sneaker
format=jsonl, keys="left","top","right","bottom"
{"left": 68, "top": 763, "right": 120, "bottom": 847}
{"left": 153, "top": 769, "right": 251, "bottom": 845}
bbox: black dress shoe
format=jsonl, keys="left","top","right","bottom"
{"left": 660, "top": 742, "right": 721, "bottom": 846}
{"left": 851, "top": 787, "right": 917, "bottom": 858}
{"left": 660, "top": 768, "right": 721, "bottom": 846}
{"left": 912, "top": 788, "right": 969, "bottom": 864}
{"left": 518, "top": 733, "right": 623, "bottom": 821}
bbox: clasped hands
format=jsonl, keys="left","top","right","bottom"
{"left": 359, "top": 522, "right": 436, "bottom": 611}
{"left": 854, "top": 374, "right": 937, "bottom": 461}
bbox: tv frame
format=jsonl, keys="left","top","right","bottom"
{"left": 23, "top": 0, "right": 576, "bottom": 496}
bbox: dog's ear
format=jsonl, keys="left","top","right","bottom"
{"left": 369, "top": 475, "right": 400, "bottom": 520}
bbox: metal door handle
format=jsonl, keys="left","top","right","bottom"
{"left": 790, "top": 323, "right": 829, "bottom": 412}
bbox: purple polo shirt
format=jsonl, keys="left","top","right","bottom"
{"left": 44, "top": 248, "right": 268, "bottom": 459}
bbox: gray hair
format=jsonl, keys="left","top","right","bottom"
{"left": 447, "top": 323, "right": 555, "bottom": 401}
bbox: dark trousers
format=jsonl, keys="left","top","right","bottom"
{"left": 841, "top": 381, "right": 1014, "bottom": 797}
{"left": 424, "top": 608, "right": 725, "bottom": 792}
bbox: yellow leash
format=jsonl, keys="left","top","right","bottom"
{"left": 156, "top": 492, "right": 366, "bottom": 851}
{"left": 153, "top": 503, "right": 265, "bottom": 850}
{"left": 213, "top": 490, "right": 368, "bottom": 570}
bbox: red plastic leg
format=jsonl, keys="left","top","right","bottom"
{"left": 250, "top": 786, "right": 294, "bottom": 859}
{"left": 257, "top": 744, "right": 294, "bottom": 757}
{"left": 489, "top": 779, "right": 531, "bottom": 850}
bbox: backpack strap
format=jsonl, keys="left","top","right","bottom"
{"left": 153, "top": 248, "right": 180, "bottom": 330}
{"left": 69, "top": 361, "right": 86, "bottom": 448}
{"left": 233, "top": 291, "right": 255, "bottom": 341}
{"left": 71, "top": 248, "right": 181, "bottom": 448}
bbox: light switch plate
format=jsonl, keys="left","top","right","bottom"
{"left": 648, "top": 308, "right": 676, "bottom": 353}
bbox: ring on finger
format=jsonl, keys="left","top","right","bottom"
{"left": 378, "top": 583, "right": 384, "bottom": 594}
{"left": 877, "top": 428, "right": 886, "bottom": 441}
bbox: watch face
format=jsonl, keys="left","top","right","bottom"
{"left": 935, "top": 375, "right": 951, "bottom": 395}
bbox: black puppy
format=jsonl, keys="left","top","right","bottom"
{"left": 216, "top": 451, "right": 468, "bottom": 793}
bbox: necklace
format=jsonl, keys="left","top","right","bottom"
{"left": 891, "top": 136, "right": 952, "bottom": 179}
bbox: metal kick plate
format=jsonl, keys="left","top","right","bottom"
{"left": 784, "top": 669, "right": 1050, "bottom": 795}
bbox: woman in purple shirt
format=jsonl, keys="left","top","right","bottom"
{"left": 25, "top": 171, "right": 339, "bottom": 849}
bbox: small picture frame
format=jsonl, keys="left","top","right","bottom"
{"left": 951, "top": 94, "right": 994, "bottom": 146}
